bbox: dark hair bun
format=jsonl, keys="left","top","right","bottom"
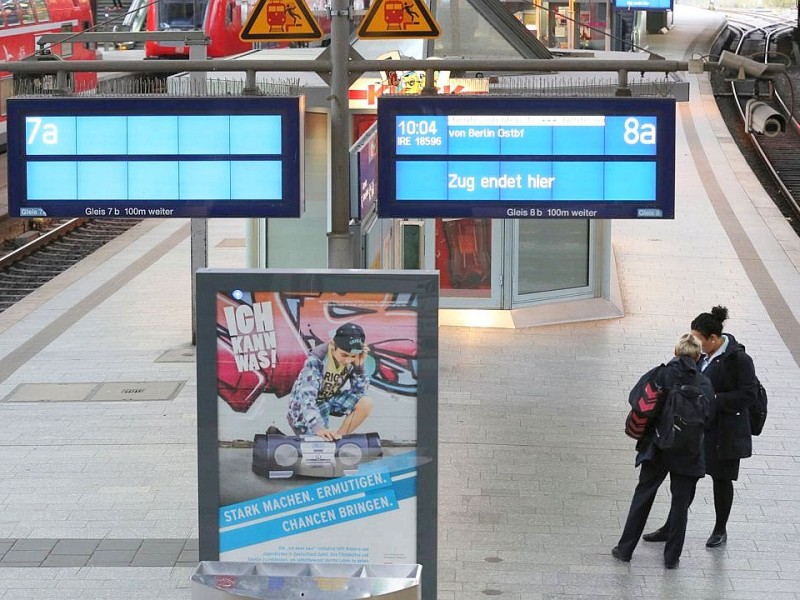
{"left": 711, "top": 305, "right": 729, "bottom": 324}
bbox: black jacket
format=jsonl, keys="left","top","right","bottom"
{"left": 702, "top": 333, "right": 758, "bottom": 461}
{"left": 635, "top": 356, "right": 715, "bottom": 477}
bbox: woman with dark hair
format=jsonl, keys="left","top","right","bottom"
{"left": 643, "top": 305, "right": 758, "bottom": 548}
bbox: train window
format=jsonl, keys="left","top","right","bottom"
{"left": 19, "top": 0, "right": 34, "bottom": 24}
{"left": 159, "top": 0, "right": 208, "bottom": 29}
{"left": 59, "top": 22, "right": 73, "bottom": 57}
{"left": 32, "top": 0, "right": 48, "bottom": 21}
{"left": 2, "top": 0, "right": 20, "bottom": 25}
{"left": 225, "top": 0, "right": 233, "bottom": 25}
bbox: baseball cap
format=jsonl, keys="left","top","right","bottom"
{"left": 333, "top": 323, "right": 366, "bottom": 354}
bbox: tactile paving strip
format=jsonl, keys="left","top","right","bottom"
{"left": 156, "top": 347, "right": 196, "bottom": 363}
{"left": 2, "top": 381, "right": 185, "bottom": 402}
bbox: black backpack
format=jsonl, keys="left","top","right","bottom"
{"left": 654, "top": 382, "right": 709, "bottom": 454}
{"left": 730, "top": 344, "right": 767, "bottom": 436}
{"left": 749, "top": 379, "right": 768, "bottom": 436}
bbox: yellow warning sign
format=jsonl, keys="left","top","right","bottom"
{"left": 357, "top": 0, "right": 441, "bottom": 39}
{"left": 240, "top": 0, "right": 322, "bottom": 42}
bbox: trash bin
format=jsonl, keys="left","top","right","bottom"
{"left": 191, "top": 562, "right": 421, "bottom": 599}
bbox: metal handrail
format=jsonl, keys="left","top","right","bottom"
{"left": 0, "top": 57, "right": 786, "bottom": 77}
{"left": 37, "top": 31, "right": 210, "bottom": 45}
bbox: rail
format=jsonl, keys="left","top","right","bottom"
{"left": 0, "top": 219, "right": 86, "bottom": 270}
{"left": 727, "top": 22, "right": 800, "bottom": 229}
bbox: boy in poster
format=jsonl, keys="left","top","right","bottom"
{"left": 287, "top": 323, "right": 374, "bottom": 441}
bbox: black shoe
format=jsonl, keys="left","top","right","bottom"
{"left": 642, "top": 527, "right": 668, "bottom": 542}
{"left": 664, "top": 558, "right": 680, "bottom": 570}
{"left": 266, "top": 425, "right": 286, "bottom": 436}
{"left": 706, "top": 532, "right": 727, "bottom": 548}
{"left": 611, "top": 546, "right": 631, "bottom": 562}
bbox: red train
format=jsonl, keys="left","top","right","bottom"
{"left": 0, "top": 0, "right": 97, "bottom": 119}
{"left": 145, "top": 0, "right": 331, "bottom": 59}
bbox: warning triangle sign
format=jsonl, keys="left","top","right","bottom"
{"left": 240, "top": 0, "right": 322, "bottom": 42}
{"left": 357, "top": 0, "right": 441, "bottom": 39}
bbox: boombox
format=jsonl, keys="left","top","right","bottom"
{"left": 252, "top": 432, "right": 383, "bottom": 479}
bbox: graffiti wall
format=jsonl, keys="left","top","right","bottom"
{"left": 216, "top": 290, "right": 420, "bottom": 443}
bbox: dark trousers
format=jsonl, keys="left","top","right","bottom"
{"left": 616, "top": 460, "right": 699, "bottom": 563}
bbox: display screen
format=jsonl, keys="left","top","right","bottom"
{"left": 613, "top": 0, "right": 673, "bottom": 10}
{"left": 8, "top": 97, "right": 303, "bottom": 218}
{"left": 377, "top": 96, "right": 676, "bottom": 219}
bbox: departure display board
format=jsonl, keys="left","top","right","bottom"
{"left": 614, "top": 0, "right": 673, "bottom": 10}
{"left": 7, "top": 97, "right": 303, "bottom": 218}
{"left": 377, "top": 96, "right": 676, "bottom": 219}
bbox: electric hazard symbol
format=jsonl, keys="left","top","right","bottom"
{"left": 240, "top": 0, "right": 322, "bottom": 42}
{"left": 356, "top": 0, "right": 441, "bottom": 39}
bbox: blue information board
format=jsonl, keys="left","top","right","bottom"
{"left": 8, "top": 96, "right": 303, "bottom": 218}
{"left": 614, "top": 0, "right": 673, "bottom": 10}
{"left": 377, "top": 96, "right": 676, "bottom": 219}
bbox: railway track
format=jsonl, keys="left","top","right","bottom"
{"left": 0, "top": 218, "right": 141, "bottom": 312}
{"left": 709, "top": 15, "right": 800, "bottom": 236}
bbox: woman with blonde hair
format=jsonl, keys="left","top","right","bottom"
{"left": 613, "top": 333, "right": 715, "bottom": 569}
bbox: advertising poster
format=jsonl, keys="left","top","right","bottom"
{"left": 196, "top": 270, "right": 438, "bottom": 594}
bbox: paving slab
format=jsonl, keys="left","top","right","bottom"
{"left": 51, "top": 540, "right": 101, "bottom": 555}
{"left": 1, "top": 550, "right": 50, "bottom": 564}
{"left": 86, "top": 550, "right": 137, "bottom": 566}
{"left": 11, "top": 540, "right": 57, "bottom": 552}
{"left": 41, "top": 554, "right": 90, "bottom": 567}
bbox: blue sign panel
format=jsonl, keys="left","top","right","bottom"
{"left": 614, "top": 0, "right": 673, "bottom": 10}
{"left": 8, "top": 97, "right": 303, "bottom": 218}
{"left": 377, "top": 96, "right": 676, "bottom": 219}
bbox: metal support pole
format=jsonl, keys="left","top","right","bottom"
{"left": 187, "top": 37, "right": 209, "bottom": 344}
{"left": 55, "top": 70, "right": 70, "bottom": 95}
{"left": 187, "top": 38, "right": 209, "bottom": 94}
{"left": 244, "top": 219, "right": 266, "bottom": 268}
{"left": 615, "top": 68, "right": 631, "bottom": 96}
{"left": 328, "top": 0, "right": 355, "bottom": 268}
{"left": 421, "top": 68, "right": 437, "bottom": 95}
{"left": 191, "top": 218, "right": 208, "bottom": 345}
{"left": 243, "top": 69, "right": 260, "bottom": 95}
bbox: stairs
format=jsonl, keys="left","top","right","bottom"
{"left": 93, "top": 0, "right": 146, "bottom": 35}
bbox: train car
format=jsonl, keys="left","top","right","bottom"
{"left": 0, "top": 0, "right": 97, "bottom": 119}
{"left": 383, "top": 0, "right": 404, "bottom": 30}
{"left": 145, "top": 0, "right": 331, "bottom": 59}
{"left": 145, "top": 0, "right": 248, "bottom": 58}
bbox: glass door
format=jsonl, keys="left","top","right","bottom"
{"left": 510, "top": 219, "right": 595, "bottom": 305}
{"left": 425, "top": 218, "right": 503, "bottom": 308}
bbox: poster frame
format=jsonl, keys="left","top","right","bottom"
{"left": 196, "top": 268, "right": 439, "bottom": 598}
